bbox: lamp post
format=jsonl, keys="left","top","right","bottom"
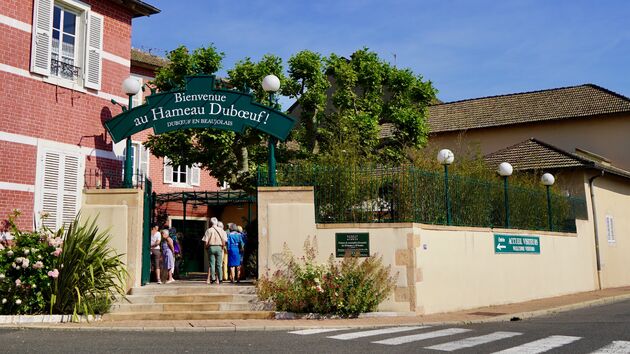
{"left": 437, "top": 149, "right": 454, "bottom": 225}
{"left": 122, "top": 76, "right": 141, "bottom": 188}
{"left": 498, "top": 162, "right": 513, "bottom": 228}
{"left": 262, "top": 74, "right": 280, "bottom": 186}
{"left": 541, "top": 172, "right": 555, "bottom": 231}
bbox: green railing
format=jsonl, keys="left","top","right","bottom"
{"left": 258, "top": 165, "right": 587, "bottom": 233}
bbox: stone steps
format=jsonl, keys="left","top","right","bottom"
{"left": 102, "top": 311, "right": 274, "bottom": 321}
{"left": 105, "top": 282, "right": 273, "bottom": 321}
{"left": 130, "top": 283, "right": 256, "bottom": 295}
{"left": 110, "top": 302, "right": 252, "bottom": 313}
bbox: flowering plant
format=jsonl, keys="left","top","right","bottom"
{"left": 256, "top": 237, "right": 397, "bottom": 317}
{"left": 0, "top": 210, "right": 127, "bottom": 318}
{"left": 0, "top": 210, "right": 60, "bottom": 314}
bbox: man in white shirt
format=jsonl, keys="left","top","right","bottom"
{"left": 150, "top": 224, "right": 162, "bottom": 284}
{"left": 202, "top": 217, "right": 227, "bottom": 284}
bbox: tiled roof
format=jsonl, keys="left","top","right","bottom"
{"left": 429, "top": 84, "right": 630, "bottom": 133}
{"left": 484, "top": 138, "right": 630, "bottom": 179}
{"left": 131, "top": 48, "right": 169, "bottom": 68}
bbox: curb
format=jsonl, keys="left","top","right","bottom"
{"left": 483, "top": 292, "right": 630, "bottom": 324}
{"left": 1, "top": 293, "right": 629, "bottom": 332}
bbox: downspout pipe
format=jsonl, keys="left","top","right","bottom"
{"left": 588, "top": 170, "right": 605, "bottom": 290}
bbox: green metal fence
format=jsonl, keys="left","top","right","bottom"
{"left": 258, "top": 165, "right": 587, "bottom": 233}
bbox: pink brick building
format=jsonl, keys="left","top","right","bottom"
{"left": 0, "top": 0, "right": 230, "bottom": 235}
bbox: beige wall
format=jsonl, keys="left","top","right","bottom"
{"left": 429, "top": 113, "right": 630, "bottom": 171}
{"left": 82, "top": 189, "right": 144, "bottom": 290}
{"left": 258, "top": 185, "right": 616, "bottom": 315}
{"left": 588, "top": 173, "right": 630, "bottom": 288}
{"left": 416, "top": 224, "right": 597, "bottom": 314}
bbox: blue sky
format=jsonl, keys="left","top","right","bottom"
{"left": 132, "top": 0, "right": 629, "bottom": 103}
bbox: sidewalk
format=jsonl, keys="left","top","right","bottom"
{"left": 4, "top": 286, "right": 630, "bottom": 332}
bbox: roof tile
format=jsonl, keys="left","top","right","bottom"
{"left": 429, "top": 84, "right": 630, "bottom": 133}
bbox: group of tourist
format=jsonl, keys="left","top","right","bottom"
{"left": 202, "top": 217, "right": 246, "bottom": 284}
{"left": 150, "top": 224, "right": 182, "bottom": 284}
{"left": 149, "top": 217, "right": 247, "bottom": 285}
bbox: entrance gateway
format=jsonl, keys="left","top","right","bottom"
{"left": 105, "top": 75, "right": 296, "bottom": 284}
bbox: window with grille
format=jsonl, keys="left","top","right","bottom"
{"left": 30, "top": 0, "right": 103, "bottom": 89}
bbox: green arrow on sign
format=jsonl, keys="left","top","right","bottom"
{"left": 494, "top": 234, "right": 540, "bottom": 254}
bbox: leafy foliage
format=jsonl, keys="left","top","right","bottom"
{"left": 144, "top": 45, "right": 285, "bottom": 192}
{"left": 256, "top": 238, "right": 397, "bottom": 316}
{"left": 49, "top": 215, "right": 128, "bottom": 318}
{"left": 143, "top": 45, "right": 436, "bottom": 192}
{"left": 261, "top": 163, "right": 585, "bottom": 232}
{"left": 0, "top": 211, "right": 127, "bottom": 319}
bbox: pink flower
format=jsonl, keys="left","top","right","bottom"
{"left": 33, "top": 261, "right": 44, "bottom": 269}
{"left": 15, "top": 279, "right": 21, "bottom": 287}
{"left": 47, "top": 269, "right": 59, "bottom": 278}
{"left": 52, "top": 248, "right": 62, "bottom": 257}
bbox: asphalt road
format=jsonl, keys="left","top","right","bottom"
{"left": 2, "top": 299, "right": 630, "bottom": 353}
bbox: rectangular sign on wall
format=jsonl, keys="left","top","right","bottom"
{"left": 335, "top": 233, "right": 370, "bottom": 257}
{"left": 494, "top": 234, "right": 540, "bottom": 254}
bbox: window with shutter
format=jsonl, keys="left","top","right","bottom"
{"left": 163, "top": 157, "right": 199, "bottom": 187}
{"left": 38, "top": 149, "right": 83, "bottom": 230}
{"left": 31, "top": 0, "right": 100, "bottom": 89}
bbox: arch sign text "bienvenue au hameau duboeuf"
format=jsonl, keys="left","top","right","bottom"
{"left": 105, "top": 75, "right": 296, "bottom": 143}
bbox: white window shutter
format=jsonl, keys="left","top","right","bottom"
{"left": 84, "top": 12, "right": 103, "bottom": 90}
{"left": 61, "top": 155, "right": 80, "bottom": 226}
{"left": 191, "top": 164, "right": 201, "bottom": 186}
{"left": 163, "top": 157, "right": 173, "bottom": 183}
{"left": 140, "top": 145, "right": 149, "bottom": 177}
{"left": 30, "top": 0, "right": 54, "bottom": 76}
{"left": 41, "top": 151, "right": 61, "bottom": 230}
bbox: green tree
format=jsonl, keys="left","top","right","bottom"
{"left": 287, "top": 48, "right": 437, "bottom": 164}
{"left": 144, "top": 45, "right": 436, "bottom": 191}
{"left": 143, "top": 45, "right": 285, "bottom": 192}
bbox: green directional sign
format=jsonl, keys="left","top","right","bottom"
{"left": 104, "top": 75, "right": 296, "bottom": 143}
{"left": 494, "top": 234, "right": 540, "bottom": 254}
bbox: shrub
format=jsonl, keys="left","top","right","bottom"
{"left": 49, "top": 215, "right": 128, "bottom": 317}
{"left": 256, "top": 238, "right": 397, "bottom": 316}
{"left": 0, "top": 211, "right": 60, "bottom": 314}
{"left": 0, "top": 211, "right": 127, "bottom": 319}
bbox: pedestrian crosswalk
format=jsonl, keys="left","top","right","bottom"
{"left": 288, "top": 326, "right": 630, "bottom": 353}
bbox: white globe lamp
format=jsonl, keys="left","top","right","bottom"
{"left": 541, "top": 173, "right": 555, "bottom": 186}
{"left": 497, "top": 162, "right": 513, "bottom": 177}
{"left": 437, "top": 149, "right": 455, "bottom": 165}
{"left": 122, "top": 76, "right": 141, "bottom": 96}
{"left": 262, "top": 74, "right": 280, "bottom": 92}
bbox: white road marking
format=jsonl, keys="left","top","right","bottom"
{"left": 591, "top": 341, "right": 630, "bottom": 354}
{"left": 492, "top": 335, "right": 582, "bottom": 354}
{"left": 426, "top": 331, "right": 523, "bottom": 351}
{"left": 289, "top": 328, "right": 348, "bottom": 335}
{"left": 373, "top": 328, "right": 472, "bottom": 346}
{"left": 327, "top": 326, "right": 430, "bottom": 340}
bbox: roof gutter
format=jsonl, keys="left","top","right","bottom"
{"left": 588, "top": 170, "right": 605, "bottom": 290}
